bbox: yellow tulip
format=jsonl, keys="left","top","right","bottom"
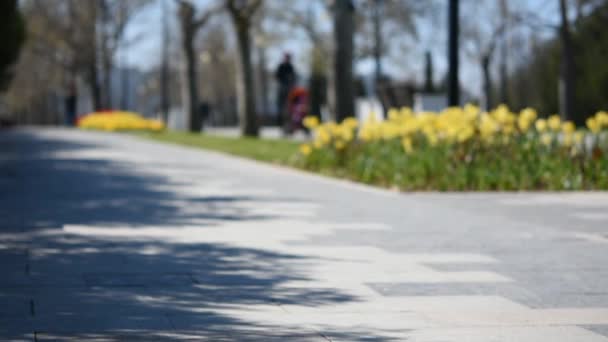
{"left": 493, "top": 105, "right": 515, "bottom": 125}
{"left": 595, "top": 111, "right": 608, "bottom": 127}
{"left": 535, "top": 119, "right": 548, "bottom": 132}
{"left": 457, "top": 126, "right": 475, "bottom": 143}
{"left": 299, "top": 144, "right": 312, "bottom": 156}
{"left": 339, "top": 127, "right": 354, "bottom": 142}
{"left": 399, "top": 107, "right": 413, "bottom": 120}
{"left": 548, "top": 115, "right": 561, "bottom": 131}
{"left": 480, "top": 115, "right": 498, "bottom": 138}
{"left": 387, "top": 109, "right": 401, "bottom": 121}
{"left": 342, "top": 117, "right": 359, "bottom": 129}
{"left": 517, "top": 108, "right": 537, "bottom": 133}
{"left": 517, "top": 116, "right": 530, "bottom": 132}
{"left": 359, "top": 128, "right": 372, "bottom": 142}
{"left": 318, "top": 128, "right": 331, "bottom": 144}
{"left": 464, "top": 104, "right": 480, "bottom": 117}
{"left": 561, "top": 121, "right": 575, "bottom": 134}
{"left": 520, "top": 108, "right": 538, "bottom": 122}
{"left": 587, "top": 117, "right": 601, "bottom": 134}
{"left": 303, "top": 116, "right": 320, "bottom": 129}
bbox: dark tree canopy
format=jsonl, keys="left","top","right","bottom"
{"left": 508, "top": 1, "right": 608, "bottom": 122}
{"left": 0, "top": 0, "right": 26, "bottom": 91}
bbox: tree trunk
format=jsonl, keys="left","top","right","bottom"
{"left": 257, "top": 43, "right": 269, "bottom": 117}
{"left": 88, "top": 60, "right": 102, "bottom": 111}
{"left": 87, "top": 0, "right": 102, "bottom": 111}
{"left": 447, "top": 0, "right": 460, "bottom": 106}
{"left": 182, "top": 26, "right": 201, "bottom": 132}
{"left": 120, "top": 52, "right": 129, "bottom": 110}
{"left": 559, "top": 0, "right": 576, "bottom": 123}
{"left": 499, "top": 0, "right": 509, "bottom": 105}
{"left": 481, "top": 55, "right": 492, "bottom": 111}
{"left": 424, "top": 51, "right": 434, "bottom": 92}
{"left": 372, "top": 0, "right": 382, "bottom": 84}
{"left": 309, "top": 47, "right": 327, "bottom": 118}
{"left": 326, "top": 62, "right": 336, "bottom": 121}
{"left": 99, "top": 0, "right": 111, "bottom": 109}
{"left": 333, "top": 0, "right": 356, "bottom": 122}
{"left": 102, "top": 52, "right": 112, "bottom": 109}
{"left": 499, "top": 51, "right": 508, "bottom": 105}
{"left": 235, "top": 21, "right": 258, "bottom": 136}
{"left": 87, "top": 22, "right": 102, "bottom": 111}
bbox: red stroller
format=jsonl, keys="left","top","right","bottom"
{"left": 286, "top": 86, "right": 309, "bottom": 134}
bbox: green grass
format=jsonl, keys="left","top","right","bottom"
{"left": 138, "top": 131, "right": 300, "bottom": 164}
{"left": 137, "top": 130, "right": 608, "bottom": 191}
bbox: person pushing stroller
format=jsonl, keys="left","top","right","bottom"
{"left": 275, "top": 53, "right": 296, "bottom": 134}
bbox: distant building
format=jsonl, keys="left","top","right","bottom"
{"left": 109, "top": 67, "right": 143, "bottom": 113}
{"left": 413, "top": 93, "right": 448, "bottom": 113}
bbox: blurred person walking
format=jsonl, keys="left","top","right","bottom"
{"left": 275, "top": 52, "right": 296, "bottom": 133}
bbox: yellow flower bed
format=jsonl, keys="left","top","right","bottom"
{"left": 301, "top": 105, "right": 608, "bottom": 154}
{"left": 297, "top": 105, "right": 608, "bottom": 190}
{"left": 78, "top": 111, "right": 164, "bottom": 132}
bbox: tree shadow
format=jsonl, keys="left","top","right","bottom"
{"left": 0, "top": 130, "right": 398, "bottom": 341}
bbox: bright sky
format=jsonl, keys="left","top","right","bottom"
{"left": 121, "top": 0, "right": 564, "bottom": 98}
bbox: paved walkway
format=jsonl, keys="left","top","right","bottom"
{"left": 1, "top": 128, "right": 608, "bottom": 341}
{"left": 205, "top": 126, "right": 308, "bottom": 141}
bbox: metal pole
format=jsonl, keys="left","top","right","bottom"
{"left": 160, "top": 0, "right": 170, "bottom": 123}
{"left": 447, "top": 0, "right": 460, "bottom": 106}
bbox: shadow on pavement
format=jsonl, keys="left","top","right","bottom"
{"left": 0, "top": 130, "right": 395, "bottom": 341}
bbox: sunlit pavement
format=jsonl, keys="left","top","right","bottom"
{"left": 1, "top": 128, "right": 608, "bottom": 341}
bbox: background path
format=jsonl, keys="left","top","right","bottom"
{"left": 204, "top": 126, "right": 308, "bottom": 141}
{"left": 1, "top": 128, "right": 607, "bottom": 341}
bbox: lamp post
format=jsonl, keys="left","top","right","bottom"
{"left": 160, "top": 0, "right": 170, "bottom": 123}
{"left": 447, "top": 0, "right": 460, "bottom": 106}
